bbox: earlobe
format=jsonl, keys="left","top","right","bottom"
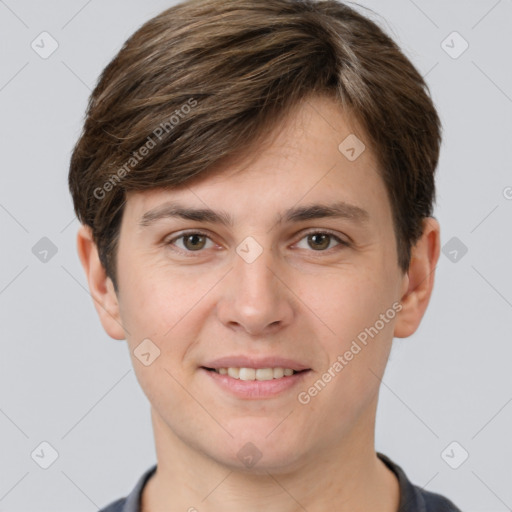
{"left": 76, "top": 224, "right": 126, "bottom": 340}
{"left": 394, "top": 217, "right": 441, "bottom": 338}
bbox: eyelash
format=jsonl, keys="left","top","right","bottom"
{"left": 165, "top": 229, "right": 350, "bottom": 256}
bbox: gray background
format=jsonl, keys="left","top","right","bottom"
{"left": 0, "top": 0, "right": 511, "bottom": 510}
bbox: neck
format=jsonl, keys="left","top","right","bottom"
{"left": 141, "top": 407, "right": 400, "bottom": 512}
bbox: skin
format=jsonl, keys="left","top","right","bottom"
{"left": 77, "top": 94, "right": 440, "bottom": 512}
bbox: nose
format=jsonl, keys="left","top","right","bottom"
{"left": 216, "top": 242, "right": 295, "bottom": 336}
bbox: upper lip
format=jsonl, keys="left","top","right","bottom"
{"left": 202, "top": 356, "right": 311, "bottom": 371}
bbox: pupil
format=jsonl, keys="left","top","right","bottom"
{"left": 186, "top": 234, "right": 205, "bottom": 250}
{"left": 310, "top": 234, "right": 329, "bottom": 250}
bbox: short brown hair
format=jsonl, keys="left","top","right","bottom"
{"left": 68, "top": 0, "right": 441, "bottom": 292}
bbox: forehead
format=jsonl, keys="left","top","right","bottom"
{"left": 122, "top": 95, "right": 391, "bottom": 229}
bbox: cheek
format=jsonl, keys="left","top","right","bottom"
{"left": 118, "top": 270, "right": 199, "bottom": 408}
{"left": 304, "top": 267, "right": 397, "bottom": 389}
{"left": 300, "top": 266, "right": 393, "bottom": 341}
{"left": 117, "top": 260, "right": 221, "bottom": 369}
{"left": 117, "top": 256, "right": 192, "bottom": 336}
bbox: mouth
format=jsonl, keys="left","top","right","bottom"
{"left": 201, "top": 366, "right": 310, "bottom": 381}
{"left": 200, "top": 366, "right": 311, "bottom": 399}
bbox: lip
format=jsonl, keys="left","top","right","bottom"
{"left": 201, "top": 355, "right": 311, "bottom": 372}
{"left": 201, "top": 367, "right": 311, "bottom": 399}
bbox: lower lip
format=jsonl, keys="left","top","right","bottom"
{"left": 201, "top": 368, "right": 311, "bottom": 399}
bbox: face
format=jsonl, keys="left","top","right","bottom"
{"left": 100, "top": 95, "right": 412, "bottom": 472}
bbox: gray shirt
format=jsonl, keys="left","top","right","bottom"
{"left": 98, "top": 452, "right": 462, "bottom": 511}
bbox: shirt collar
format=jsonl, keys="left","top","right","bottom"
{"left": 121, "top": 453, "right": 422, "bottom": 512}
{"left": 123, "top": 464, "right": 157, "bottom": 512}
{"left": 377, "top": 452, "right": 426, "bottom": 512}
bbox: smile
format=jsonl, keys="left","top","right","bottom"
{"left": 201, "top": 367, "right": 311, "bottom": 399}
{"left": 208, "top": 367, "right": 300, "bottom": 380}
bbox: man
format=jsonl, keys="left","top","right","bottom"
{"left": 68, "top": 0, "right": 462, "bottom": 510}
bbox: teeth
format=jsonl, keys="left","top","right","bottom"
{"left": 213, "top": 367, "right": 298, "bottom": 380}
{"left": 227, "top": 367, "right": 239, "bottom": 379}
{"left": 255, "top": 368, "right": 273, "bottom": 380}
{"left": 270, "top": 367, "right": 283, "bottom": 379}
{"left": 239, "top": 368, "right": 256, "bottom": 380}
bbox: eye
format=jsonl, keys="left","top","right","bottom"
{"left": 294, "top": 230, "right": 349, "bottom": 252}
{"left": 166, "top": 231, "right": 215, "bottom": 253}
{"left": 165, "top": 229, "right": 350, "bottom": 256}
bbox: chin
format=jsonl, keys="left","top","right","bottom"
{"left": 213, "top": 428, "right": 306, "bottom": 474}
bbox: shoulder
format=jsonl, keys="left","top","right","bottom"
{"left": 97, "top": 464, "right": 157, "bottom": 512}
{"left": 412, "top": 484, "right": 463, "bottom": 511}
{"left": 377, "top": 452, "right": 462, "bottom": 512}
{"left": 98, "top": 497, "right": 127, "bottom": 512}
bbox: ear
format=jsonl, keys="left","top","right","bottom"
{"left": 76, "top": 224, "right": 126, "bottom": 340}
{"left": 394, "top": 217, "right": 441, "bottom": 338}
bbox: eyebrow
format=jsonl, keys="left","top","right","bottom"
{"left": 138, "top": 200, "right": 370, "bottom": 228}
